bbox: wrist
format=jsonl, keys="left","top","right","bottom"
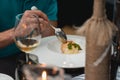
{"left": 7, "top": 28, "right": 15, "bottom": 43}
{"left": 0, "top": 28, "right": 15, "bottom": 48}
{"left": 11, "top": 28, "right": 15, "bottom": 42}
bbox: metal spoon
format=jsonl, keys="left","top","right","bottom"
{"left": 49, "top": 24, "right": 67, "bottom": 43}
{"left": 31, "top": 6, "right": 67, "bottom": 43}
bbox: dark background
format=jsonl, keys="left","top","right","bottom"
{"left": 57, "top": 0, "right": 115, "bottom": 27}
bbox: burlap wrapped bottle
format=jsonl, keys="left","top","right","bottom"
{"left": 77, "top": 0, "right": 117, "bottom": 80}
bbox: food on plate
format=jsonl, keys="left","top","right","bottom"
{"left": 61, "top": 41, "right": 82, "bottom": 54}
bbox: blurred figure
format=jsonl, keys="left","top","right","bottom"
{"left": 0, "top": 0, "right": 57, "bottom": 79}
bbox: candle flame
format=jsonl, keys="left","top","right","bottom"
{"left": 28, "top": 61, "right": 32, "bottom": 65}
{"left": 42, "top": 71, "right": 47, "bottom": 80}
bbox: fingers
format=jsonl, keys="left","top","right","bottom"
{"left": 23, "top": 10, "right": 49, "bottom": 22}
{"left": 20, "top": 9, "right": 52, "bottom": 37}
{"left": 39, "top": 18, "right": 49, "bottom": 32}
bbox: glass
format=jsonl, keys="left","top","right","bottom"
{"left": 14, "top": 13, "right": 41, "bottom": 63}
{"left": 22, "top": 64, "right": 65, "bottom": 80}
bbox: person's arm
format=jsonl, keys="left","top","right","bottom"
{"left": 0, "top": 9, "right": 55, "bottom": 48}
{"left": 0, "top": 3, "right": 58, "bottom": 47}
{"left": 0, "top": 28, "right": 14, "bottom": 48}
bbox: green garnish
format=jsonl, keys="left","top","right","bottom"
{"left": 67, "top": 42, "right": 82, "bottom": 50}
{"left": 74, "top": 43, "right": 82, "bottom": 50}
{"left": 68, "top": 42, "right": 73, "bottom": 50}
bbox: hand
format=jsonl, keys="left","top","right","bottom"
{"left": 20, "top": 10, "right": 55, "bottom": 37}
{"left": 22, "top": 10, "right": 48, "bottom": 22}
{"left": 15, "top": 12, "right": 41, "bottom": 37}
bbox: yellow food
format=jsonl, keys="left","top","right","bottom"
{"left": 61, "top": 41, "right": 82, "bottom": 54}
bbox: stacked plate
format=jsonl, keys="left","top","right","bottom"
{"left": 0, "top": 73, "right": 13, "bottom": 80}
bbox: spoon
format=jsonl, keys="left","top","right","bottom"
{"left": 31, "top": 6, "right": 67, "bottom": 43}
{"left": 49, "top": 24, "right": 67, "bottom": 43}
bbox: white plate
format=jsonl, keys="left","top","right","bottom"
{"left": 0, "top": 73, "right": 14, "bottom": 80}
{"left": 31, "top": 35, "right": 86, "bottom": 68}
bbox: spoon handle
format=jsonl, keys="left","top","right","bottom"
{"left": 31, "top": 6, "right": 38, "bottom": 10}
{"left": 49, "top": 24, "right": 56, "bottom": 30}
